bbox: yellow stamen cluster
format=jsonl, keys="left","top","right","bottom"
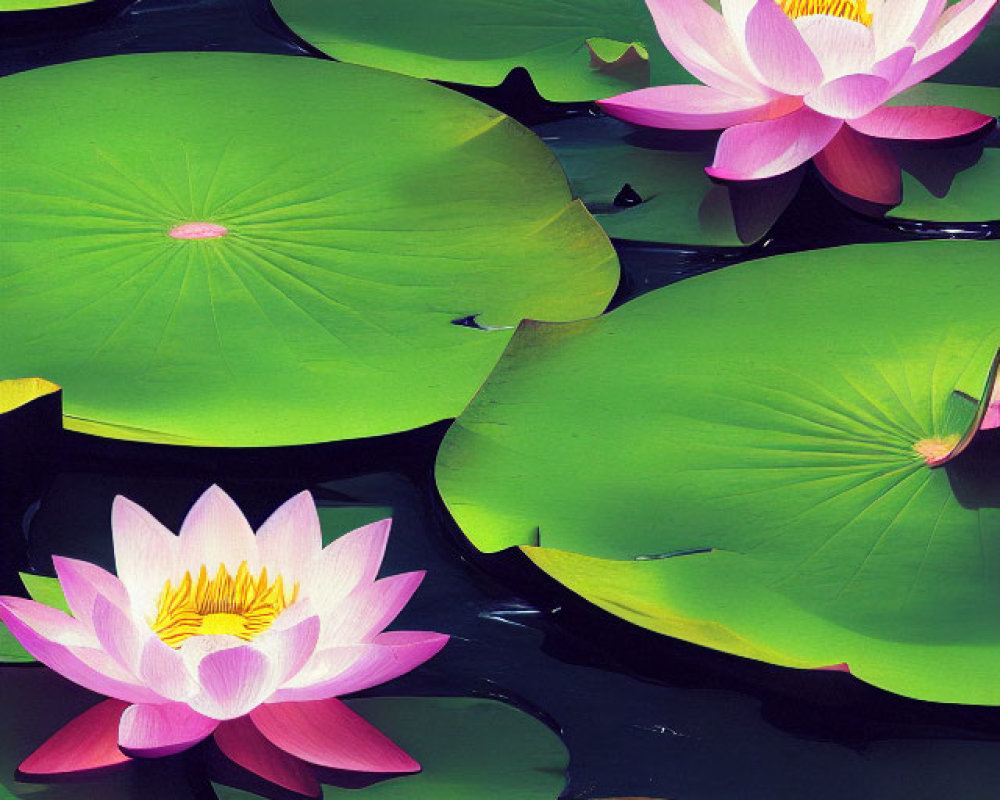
{"left": 776, "top": 0, "right": 873, "bottom": 25}
{"left": 151, "top": 561, "right": 299, "bottom": 649}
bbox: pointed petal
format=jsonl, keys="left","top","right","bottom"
{"left": 92, "top": 594, "right": 147, "bottom": 673}
{"left": 178, "top": 485, "right": 257, "bottom": 577}
{"left": 19, "top": 699, "right": 131, "bottom": 776}
{"left": 112, "top": 496, "right": 177, "bottom": 618}
{"left": 871, "top": 46, "right": 916, "bottom": 89}
{"left": 254, "top": 491, "right": 321, "bottom": 583}
{"left": 119, "top": 702, "right": 218, "bottom": 757}
{"left": 873, "top": 0, "right": 947, "bottom": 55}
{"left": 214, "top": 717, "right": 320, "bottom": 798}
{"left": 139, "top": 636, "right": 200, "bottom": 701}
{"left": 250, "top": 699, "right": 419, "bottom": 773}
{"left": 597, "top": 85, "right": 776, "bottom": 130}
{"left": 254, "top": 614, "right": 320, "bottom": 686}
{"left": 895, "top": 0, "right": 997, "bottom": 90}
{"left": 52, "top": 556, "right": 130, "bottom": 631}
{"left": 721, "top": 0, "right": 759, "bottom": 61}
{"left": 814, "top": 126, "right": 902, "bottom": 204}
{"left": 272, "top": 632, "right": 449, "bottom": 703}
{"left": 848, "top": 105, "right": 994, "bottom": 139}
{"left": 796, "top": 16, "right": 876, "bottom": 80}
{"left": 318, "top": 571, "right": 425, "bottom": 648}
{"left": 805, "top": 73, "right": 890, "bottom": 119}
{"left": 707, "top": 107, "right": 844, "bottom": 180}
{"left": 304, "top": 518, "right": 391, "bottom": 616}
{"left": 646, "top": 0, "right": 767, "bottom": 95}
{"left": 191, "top": 645, "right": 270, "bottom": 720}
{"left": 0, "top": 596, "right": 160, "bottom": 703}
{"left": 982, "top": 381, "right": 1000, "bottom": 430}
{"left": 745, "top": 0, "right": 823, "bottom": 94}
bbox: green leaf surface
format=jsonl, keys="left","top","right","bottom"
{"left": 0, "top": 0, "right": 92, "bottom": 10}
{"left": 213, "top": 697, "right": 567, "bottom": 799}
{"left": 19, "top": 574, "right": 70, "bottom": 615}
{"left": 268, "top": 0, "right": 692, "bottom": 102}
{"left": 0, "top": 52, "right": 617, "bottom": 447}
{"left": 436, "top": 240, "right": 1000, "bottom": 704}
{"left": 535, "top": 116, "right": 800, "bottom": 246}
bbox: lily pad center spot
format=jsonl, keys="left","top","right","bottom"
{"left": 914, "top": 435, "right": 961, "bottom": 466}
{"left": 169, "top": 222, "right": 228, "bottom": 240}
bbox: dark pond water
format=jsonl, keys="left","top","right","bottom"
{"left": 2, "top": 2, "right": 1000, "bottom": 798}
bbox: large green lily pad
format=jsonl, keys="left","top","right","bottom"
{"left": 268, "top": 0, "right": 693, "bottom": 102}
{"left": 213, "top": 697, "right": 567, "bottom": 799}
{"left": 436, "top": 239, "right": 1000, "bottom": 704}
{"left": 0, "top": 52, "right": 617, "bottom": 447}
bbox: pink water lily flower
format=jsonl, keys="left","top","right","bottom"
{"left": 0, "top": 486, "right": 448, "bottom": 797}
{"left": 598, "top": 0, "right": 997, "bottom": 203}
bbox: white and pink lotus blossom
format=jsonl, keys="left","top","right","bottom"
{"left": 598, "top": 0, "right": 997, "bottom": 203}
{"left": 0, "top": 486, "right": 448, "bottom": 796}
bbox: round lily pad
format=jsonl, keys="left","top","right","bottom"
{"left": 0, "top": 52, "right": 617, "bottom": 447}
{"left": 213, "top": 697, "right": 568, "bottom": 799}
{"left": 268, "top": 0, "right": 692, "bottom": 102}
{"left": 436, "top": 240, "right": 1000, "bottom": 704}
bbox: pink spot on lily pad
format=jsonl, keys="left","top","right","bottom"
{"left": 914, "top": 435, "right": 961, "bottom": 467}
{"left": 169, "top": 222, "right": 228, "bottom": 240}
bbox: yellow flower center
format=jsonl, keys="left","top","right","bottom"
{"left": 151, "top": 561, "right": 299, "bottom": 649}
{"left": 775, "top": 0, "right": 873, "bottom": 25}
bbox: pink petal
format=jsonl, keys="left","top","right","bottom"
{"left": 112, "top": 495, "right": 177, "bottom": 618}
{"left": 646, "top": 0, "right": 767, "bottom": 96}
{"left": 813, "top": 125, "right": 902, "bottom": 205}
{"left": 318, "top": 571, "right": 425, "bottom": 648}
{"left": 52, "top": 556, "right": 130, "bottom": 631}
{"left": 795, "top": 15, "right": 877, "bottom": 80}
{"left": 254, "top": 614, "right": 320, "bottom": 686}
{"left": 272, "top": 632, "right": 449, "bottom": 703}
{"left": 848, "top": 105, "right": 994, "bottom": 139}
{"left": 0, "top": 596, "right": 160, "bottom": 703}
{"left": 982, "top": 381, "right": 1000, "bottom": 430}
{"left": 303, "top": 518, "right": 391, "bottom": 616}
{"left": 250, "top": 698, "right": 419, "bottom": 773}
{"left": 19, "top": 699, "right": 131, "bottom": 776}
{"left": 873, "top": 0, "right": 947, "bottom": 55}
{"left": 707, "top": 106, "right": 844, "bottom": 180}
{"left": 597, "top": 85, "right": 778, "bottom": 130}
{"left": 119, "top": 702, "right": 218, "bottom": 757}
{"left": 192, "top": 645, "right": 271, "bottom": 720}
{"left": 813, "top": 662, "right": 851, "bottom": 673}
{"left": 214, "top": 717, "right": 320, "bottom": 798}
{"left": 805, "top": 73, "right": 890, "bottom": 119}
{"left": 895, "top": 0, "right": 997, "bottom": 90}
{"left": 254, "top": 491, "right": 321, "bottom": 584}
{"left": 871, "top": 46, "right": 917, "bottom": 88}
{"left": 744, "top": 0, "right": 824, "bottom": 94}
{"left": 178, "top": 485, "right": 258, "bottom": 578}
{"left": 139, "top": 636, "right": 200, "bottom": 701}
{"left": 92, "top": 594, "right": 146, "bottom": 674}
